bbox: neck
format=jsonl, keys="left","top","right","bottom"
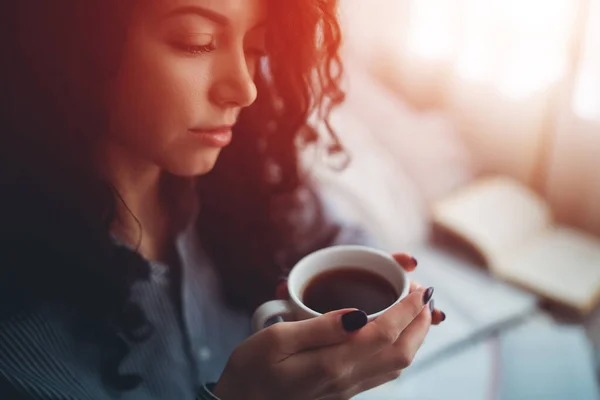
{"left": 96, "top": 141, "right": 193, "bottom": 262}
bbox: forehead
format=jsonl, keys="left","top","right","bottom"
{"left": 146, "top": 0, "right": 267, "bottom": 29}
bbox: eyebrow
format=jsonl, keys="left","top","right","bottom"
{"left": 163, "top": 5, "right": 267, "bottom": 30}
{"left": 164, "top": 5, "right": 229, "bottom": 26}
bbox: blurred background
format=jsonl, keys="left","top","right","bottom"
{"left": 307, "top": 0, "right": 600, "bottom": 398}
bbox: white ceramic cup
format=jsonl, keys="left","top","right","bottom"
{"left": 251, "top": 245, "right": 410, "bottom": 332}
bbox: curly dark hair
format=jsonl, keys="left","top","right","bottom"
{"left": 0, "top": 0, "right": 346, "bottom": 391}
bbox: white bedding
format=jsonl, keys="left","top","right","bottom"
{"left": 308, "top": 61, "right": 473, "bottom": 250}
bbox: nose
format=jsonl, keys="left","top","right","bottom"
{"left": 210, "top": 50, "right": 258, "bottom": 109}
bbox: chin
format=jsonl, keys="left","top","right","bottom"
{"left": 163, "top": 148, "right": 222, "bottom": 177}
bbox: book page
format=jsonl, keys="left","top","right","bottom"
{"left": 431, "top": 176, "right": 552, "bottom": 265}
{"left": 495, "top": 227, "right": 600, "bottom": 313}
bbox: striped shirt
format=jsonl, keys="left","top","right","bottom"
{"left": 0, "top": 195, "right": 370, "bottom": 399}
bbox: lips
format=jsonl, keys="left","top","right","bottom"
{"left": 189, "top": 125, "right": 233, "bottom": 147}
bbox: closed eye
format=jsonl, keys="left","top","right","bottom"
{"left": 173, "top": 41, "right": 217, "bottom": 55}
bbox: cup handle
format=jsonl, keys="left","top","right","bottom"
{"left": 251, "top": 300, "right": 295, "bottom": 332}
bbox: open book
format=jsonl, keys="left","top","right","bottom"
{"left": 431, "top": 176, "right": 600, "bottom": 315}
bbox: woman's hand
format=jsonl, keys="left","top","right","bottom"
{"left": 320, "top": 253, "right": 444, "bottom": 399}
{"left": 213, "top": 253, "right": 445, "bottom": 400}
{"left": 391, "top": 253, "right": 445, "bottom": 326}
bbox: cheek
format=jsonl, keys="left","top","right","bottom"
{"left": 109, "top": 43, "right": 212, "bottom": 155}
{"left": 108, "top": 38, "right": 223, "bottom": 176}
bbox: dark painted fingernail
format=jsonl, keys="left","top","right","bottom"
{"left": 440, "top": 312, "right": 446, "bottom": 322}
{"left": 422, "top": 287, "right": 434, "bottom": 305}
{"left": 411, "top": 257, "right": 418, "bottom": 267}
{"left": 341, "top": 310, "right": 368, "bottom": 332}
{"left": 429, "top": 299, "right": 435, "bottom": 314}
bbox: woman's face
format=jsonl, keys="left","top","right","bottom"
{"left": 107, "top": 0, "right": 266, "bottom": 176}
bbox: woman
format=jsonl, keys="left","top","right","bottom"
{"left": 0, "top": 0, "right": 445, "bottom": 399}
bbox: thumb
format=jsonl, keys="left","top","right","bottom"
{"left": 275, "top": 309, "right": 368, "bottom": 353}
{"left": 342, "top": 288, "right": 433, "bottom": 360}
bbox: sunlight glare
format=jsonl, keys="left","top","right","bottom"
{"left": 573, "top": 0, "right": 600, "bottom": 121}
{"left": 499, "top": 0, "right": 575, "bottom": 98}
{"left": 406, "top": 0, "right": 457, "bottom": 61}
{"left": 455, "top": 0, "right": 501, "bottom": 83}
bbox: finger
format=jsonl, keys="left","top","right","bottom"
{"left": 408, "top": 283, "right": 444, "bottom": 324}
{"left": 352, "top": 304, "right": 432, "bottom": 380}
{"left": 392, "top": 253, "right": 418, "bottom": 272}
{"left": 432, "top": 310, "right": 446, "bottom": 325}
{"left": 422, "top": 296, "right": 445, "bottom": 325}
{"left": 409, "top": 280, "right": 422, "bottom": 293}
{"left": 270, "top": 309, "right": 368, "bottom": 354}
{"left": 291, "top": 288, "right": 432, "bottom": 378}
{"left": 339, "top": 287, "right": 433, "bottom": 361}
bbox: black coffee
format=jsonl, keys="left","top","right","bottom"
{"left": 302, "top": 268, "right": 398, "bottom": 315}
